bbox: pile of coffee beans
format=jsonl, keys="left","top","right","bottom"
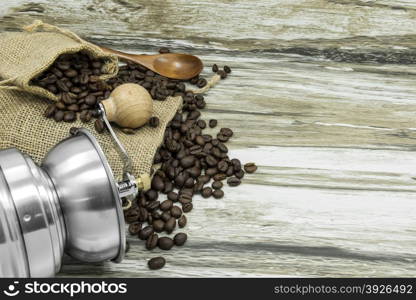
{"left": 121, "top": 50, "right": 257, "bottom": 270}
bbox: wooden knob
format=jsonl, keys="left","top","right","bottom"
{"left": 102, "top": 83, "right": 153, "bottom": 128}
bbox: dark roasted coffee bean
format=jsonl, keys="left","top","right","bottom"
{"left": 231, "top": 158, "right": 242, "bottom": 172}
{"left": 151, "top": 175, "right": 165, "bottom": 191}
{"left": 212, "top": 189, "right": 224, "bottom": 199}
{"left": 197, "top": 78, "right": 207, "bottom": 88}
{"left": 149, "top": 116, "right": 160, "bottom": 128}
{"left": 67, "top": 104, "right": 79, "bottom": 112}
{"left": 226, "top": 165, "right": 234, "bottom": 176}
{"left": 175, "top": 172, "right": 188, "bottom": 188}
{"left": 174, "top": 233, "right": 187, "bottom": 246}
{"left": 217, "top": 160, "right": 228, "bottom": 173}
{"left": 221, "top": 127, "right": 234, "bottom": 137}
{"left": 148, "top": 257, "right": 165, "bottom": 270}
{"left": 227, "top": 177, "right": 241, "bottom": 187}
{"left": 213, "top": 173, "right": 226, "bottom": 181}
{"left": 163, "top": 181, "right": 173, "bottom": 194}
{"left": 179, "top": 193, "right": 192, "bottom": 204}
{"left": 217, "top": 70, "right": 227, "bottom": 79}
{"left": 180, "top": 155, "right": 195, "bottom": 168}
{"left": 64, "top": 69, "right": 78, "bottom": 78}
{"left": 178, "top": 214, "right": 187, "bottom": 228}
{"left": 224, "top": 65, "right": 231, "bottom": 73}
{"left": 57, "top": 79, "right": 69, "bottom": 92}
{"left": 187, "top": 110, "right": 201, "bottom": 120}
{"left": 152, "top": 219, "right": 165, "bottom": 233}
{"left": 182, "top": 202, "right": 193, "bottom": 213}
{"left": 187, "top": 166, "right": 201, "bottom": 178}
{"left": 161, "top": 211, "right": 171, "bottom": 222}
{"left": 44, "top": 104, "right": 56, "bottom": 118}
{"left": 212, "top": 64, "right": 219, "bottom": 72}
{"left": 198, "top": 175, "right": 210, "bottom": 184}
{"left": 205, "top": 168, "right": 218, "bottom": 177}
{"left": 56, "top": 61, "right": 71, "bottom": 71}
{"left": 152, "top": 211, "right": 161, "bottom": 219}
{"left": 94, "top": 118, "right": 105, "bottom": 133}
{"left": 195, "top": 135, "right": 205, "bottom": 146}
{"left": 138, "top": 207, "right": 149, "bottom": 222}
{"left": 85, "top": 94, "right": 96, "bottom": 106}
{"left": 63, "top": 111, "right": 76, "bottom": 122}
{"left": 235, "top": 169, "right": 245, "bottom": 179}
{"left": 128, "top": 222, "right": 142, "bottom": 235}
{"left": 201, "top": 187, "right": 212, "bottom": 198}
{"left": 170, "top": 206, "right": 182, "bottom": 218}
{"left": 244, "top": 162, "right": 258, "bottom": 173}
{"left": 164, "top": 217, "right": 176, "bottom": 234}
{"left": 206, "top": 155, "right": 218, "bottom": 167}
{"left": 158, "top": 237, "right": 174, "bottom": 250}
{"left": 146, "top": 189, "right": 159, "bottom": 201}
{"left": 167, "top": 191, "right": 179, "bottom": 202}
{"left": 138, "top": 225, "right": 154, "bottom": 240}
{"left": 217, "top": 134, "right": 229, "bottom": 142}
{"left": 146, "top": 200, "right": 160, "bottom": 211}
{"left": 125, "top": 209, "right": 139, "bottom": 223}
{"left": 146, "top": 233, "right": 159, "bottom": 250}
{"left": 160, "top": 200, "right": 173, "bottom": 211}
{"left": 212, "top": 181, "right": 223, "bottom": 189}
{"left": 79, "top": 110, "right": 92, "bottom": 123}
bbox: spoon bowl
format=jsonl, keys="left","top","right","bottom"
{"left": 99, "top": 46, "right": 203, "bottom": 80}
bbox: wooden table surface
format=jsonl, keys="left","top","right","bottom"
{"left": 1, "top": 0, "right": 416, "bottom": 277}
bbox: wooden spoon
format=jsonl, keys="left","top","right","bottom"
{"left": 99, "top": 46, "right": 203, "bottom": 80}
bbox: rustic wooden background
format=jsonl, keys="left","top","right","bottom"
{"left": 1, "top": 0, "right": 416, "bottom": 277}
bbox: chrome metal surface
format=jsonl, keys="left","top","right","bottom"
{"left": 0, "top": 166, "right": 29, "bottom": 277}
{"left": 42, "top": 129, "right": 126, "bottom": 263}
{"left": 0, "top": 149, "right": 63, "bottom": 277}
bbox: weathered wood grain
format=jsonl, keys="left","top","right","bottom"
{"left": 1, "top": 0, "right": 415, "bottom": 277}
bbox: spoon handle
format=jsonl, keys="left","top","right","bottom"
{"left": 99, "top": 46, "right": 140, "bottom": 61}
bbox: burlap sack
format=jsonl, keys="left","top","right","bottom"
{"left": 0, "top": 21, "right": 221, "bottom": 184}
{"left": 0, "top": 88, "right": 182, "bottom": 181}
{"left": 0, "top": 20, "right": 118, "bottom": 101}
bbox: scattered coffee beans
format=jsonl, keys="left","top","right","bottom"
{"left": 174, "top": 233, "right": 187, "bottom": 246}
{"left": 244, "top": 162, "right": 258, "bottom": 173}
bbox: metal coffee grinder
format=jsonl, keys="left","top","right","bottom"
{"left": 0, "top": 123, "right": 150, "bottom": 277}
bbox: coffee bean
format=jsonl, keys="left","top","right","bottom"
{"left": 224, "top": 65, "right": 231, "bottom": 73}
{"left": 212, "top": 181, "right": 223, "bottom": 189}
{"left": 67, "top": 104, "right": 79, "bottom": 112}
{"left": 146, "top": 233, "right": 159, "bottom": 250}
{"left": 148, "top": 257, "right": 166, "bottom": 270}
{"left": 212, "top": 64, "right": 219, "bottom": 72}
{"left": 167, "top": 191, "right": 179, "bottom": 202}
{"left": 149, "top": 116, "right": 160, "bottom": 128}
{"left": 63, "top": 111, "right": 76, "bottom": 122}
{"left": 160, "top": 200, "right": 173, "bottom": 211}
{"left": 64, "top": 69, "right": 78, "bottom": 78}
{"left": 158, "top": 237, "right": 174, "bottom": 250}
{"left": 174, "top": 215, "right": 186, "bottom": 230}
{"left": 217, "top": 160, "right": 228, "bottom": 173}
{"left": 170, "top": 206, "right": 182, "bottom": 218}
{"left": 217, "top": 134, "right": 229, "bottom": 142}
{"left": 139, "top": 225, "right": 154, "bottom": 240}
{"left": 227, "top": 177, "right": 241, "bottom": 187}
{"left": 235, "top": 169, "right": 245, "bottom": 179}
{"left": 164, "top": 217, "right": 176, "bottom": 234}
{"left": 128, "top": 222, "right": 142, "bottom": 235}
{"left": 213, "top": 173, "right": 227, "bottom": 181}
{"left": 212, "top": 189, "right": 224, "bottom": 199}
{"left": 163, "top": 181, "right": 174, "bottom": 194}
{"left": 180, "top": 155, "right": 195, "bottom": 168}
{"left": 174, "top": 233, "right": 187, "bottom": 246}
{"left": 151, "top": 175, "right": 165, "bottom": 191}
{"left": 205, "top": 168, "right": 218, "bottom": 177}
{"left": 153, "top": 219, "right": 165, "bottom": 233}
{"left": 201, "top": 187, "right": 212, "bottom": 198}
{"left": 161, "top": 211, "right": 171, "bottom": 222}
{"left": 182, "top": 202, "right": 193, "bottom": 213}
{"left": 94, "top": 118, "right": 105, "bottom": 133}
{"left": 244, "top": 162, "right": 257, "bottom": 173}
{"left": 206, "top": 155, "right": 218, "bottom": 167}
{"left": 179, "top": 193, "right": 192, "bottom": 204}
{"left": 221, "top": 127, "right": 234, "bottom": 137}
{"left": 138, "top": 207, "right": 149, "bottom": 222}
{"left": 146, "top": 189, "right": 159, "bottom": 201}
{"left": 146, "top": 200, "right": 160, "bottom": 211}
